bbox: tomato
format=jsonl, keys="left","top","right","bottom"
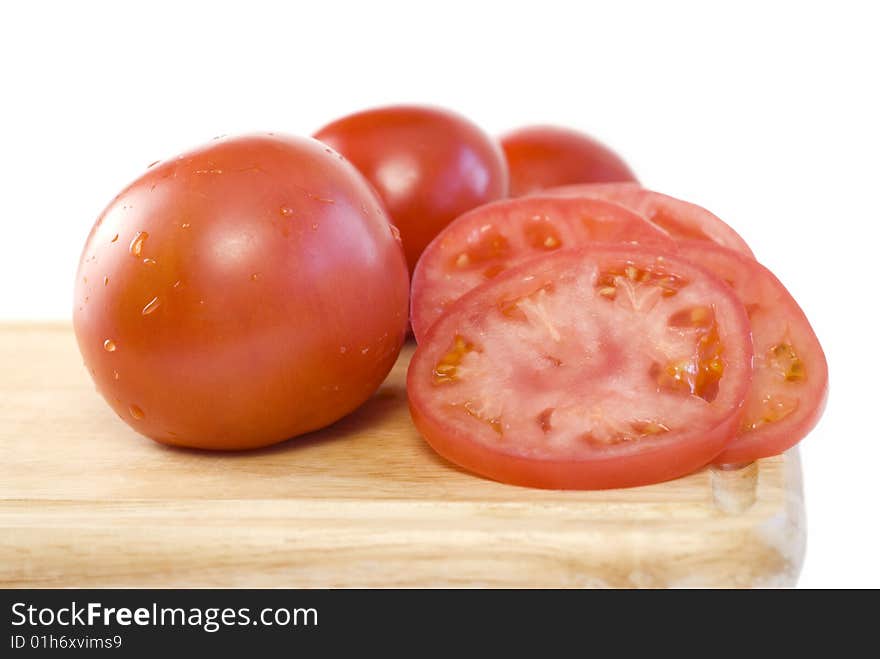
{"left": 547, "top": 183, "right": 755, "bottom": 258}
{"left": 410, "top": 195, "right": 675, "bottom": 342}
{"left": 500, "top": 125, "right": 637, "bottom": 197}
{"left": 407, "top": 245, "right": 753, "bottom": 489}
{"left": 73, "top": 134, "right": 410, "bottom": 450}
{"left": 675, "top": 242, "right": 828, "bottom": 464}
{"left": 314, "top": 105, "right": 509, "bottom": 271}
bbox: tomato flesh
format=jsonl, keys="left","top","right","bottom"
{"left": 501, "top": 125, "right": 638, "bottom": 196}
{"left": 74, "top": 134, "right": 410, "bottom": 450}
{"left": 546, "top": 183, "right": 755, "bottom": 258}
{"left": 408, "top": 245, "right": 753, "bottom": 489}
{"left": 676, "top": 242, "right": 828, "bottom": 463}
{"left": 410, "top": 195, "right": 675, "bottom": 342}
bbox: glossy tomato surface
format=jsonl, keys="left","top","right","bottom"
{"left": 408, "top": 246, "right": 753, "bottom": 489}
{"left": 74, "top": 134, "right": 410, "bottom": 450}
{"left": 548, "top": 183, "right": 755, "bottom": 258}
{"left": 314, "top": 105, "right": 509, "bottom": 271}
{"left": 676, "top": 242, "right": 828, "bottom": 464}
{"left": 410, "top": 195, "right": 674, "bottom": 341}
{"left": 501, "top": 125, "right": 637, "bottom": 197}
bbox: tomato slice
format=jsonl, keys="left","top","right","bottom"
{"left": 407, "top": 245, "right": 753, "bottom": 490}
{"left": 546, "top": 183, "right": 755, "bottom": 258}
{"left": 410, "top": 195, "right": 675, "bottom": 342}
{"left": 676, "top": 242, "right": 828, "bottom": 464}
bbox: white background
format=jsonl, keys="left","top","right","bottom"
{"left": 2, "top": 1, "right": 877, "bottom": 587}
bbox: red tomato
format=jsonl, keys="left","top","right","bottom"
{"left": 548, "top": 183, "right": 755, "bottom": 258}
{"left": 74, "top": 134, "right": 410, "bottom": 450}
{"left": 676, "top": 242, "right": 828, "bottom": 464}
{"left": 501, "top": 125, "right": 638, "bottom": 197}
{"left": 410, "top": 195, "right": 675, "bottom": 342}
{"left": 407, "top": 245, "right": 753, "bottom": 489}
{"left": 314, "top": 105, "right": 509, "bottom": 271}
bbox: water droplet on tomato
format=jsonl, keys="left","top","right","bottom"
{"left": 311, "top": 223, "right": 318, "bottom": 231}
{"left": 181, "top": 223, "right": 191, "bottom": 229}
{"left": 103, "top": 276, "right": 109, "bottom": 286}
{"left": 142, "top": 296, "right": 161, "bottom": 315}
{"left": 172, "top": 280, "right": 182, "bottom": 289}
{"left": 103, "top": 339, "right": 117, "bottom": 352}
{"left": 389, "top": 224, "right": 401, "bottom": 242}
{"left": 129, "top": 231, "right": 148, "bottom": 257}
{"left": 129, "top": 404, "right": 145, "bottom": 420}
{"left": 339, "top": 346, "right": 348, "bottom": 354}
{"left": 280, "top": 206, "right": 294, "bottom": 217}
{"left": 113, "top": 370, "right": 119, "bottom": 380}
{"left": 251, "top": 273, "right": 260, "bottom": 281}
{"left": 142, "top": 258, "right": 157, "bottom": 266}
{"left": 307, "top": 192, "right": 335, "bottom": 204}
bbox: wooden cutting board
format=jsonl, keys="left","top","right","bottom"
{"left": 0, "top": 324, "right": 804, "bottom": 588}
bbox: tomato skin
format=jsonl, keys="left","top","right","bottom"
{"left": 547, "top": 182, "right": 755, "bottom": 258}
{"left": 410, "top": 195, "right": 675, "bottom": 342}
{"left": 407, "top": 246, "right": 754, "bottom": 490}
{"left": 675, "top": 242, "right": 829, "bottom": 464}
{"left": 74, "top": 134, "right": 409, "bottom": 450}
{"left": 501, "top": 125, "right": 637, "bottom": 197}
{"left": 314, "top": 105, "right": 509, "bottom": 271}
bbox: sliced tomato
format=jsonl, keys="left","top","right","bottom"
{"left": 407, "top": 245, "right": 753, "bottom": 490}
{"left": 546, "top": 183, "right": 755, "bottom": 258}
{"left": 676, "top": 242, "right": 828, "bottom": 464}
{"left": 410, "top": 196, "right": 675, "bottom": 342}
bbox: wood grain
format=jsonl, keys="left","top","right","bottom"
{"left": 0, "top": 324, "right": 804, "bottom": 587}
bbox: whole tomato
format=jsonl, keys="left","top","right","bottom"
{"left": 314, "top": 105, "right": 509, "bottom": 271}
{"left": 74, "top": 134, "right": 410, "bottom": 450}
{"left": 501, "top": 125, "right": 637, "bottom": 196}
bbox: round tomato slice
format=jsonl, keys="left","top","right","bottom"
{"left": 410, "top": 196, "right": 675, "bottom": 342}
{"left": 547, "top": 183, "right": 755, "bottom": 258}
{"left": 676, "top": 242, "right": 828, "bottom": 464}
{"left": 407, "top": 245, "right": 753, "bottom": 490}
